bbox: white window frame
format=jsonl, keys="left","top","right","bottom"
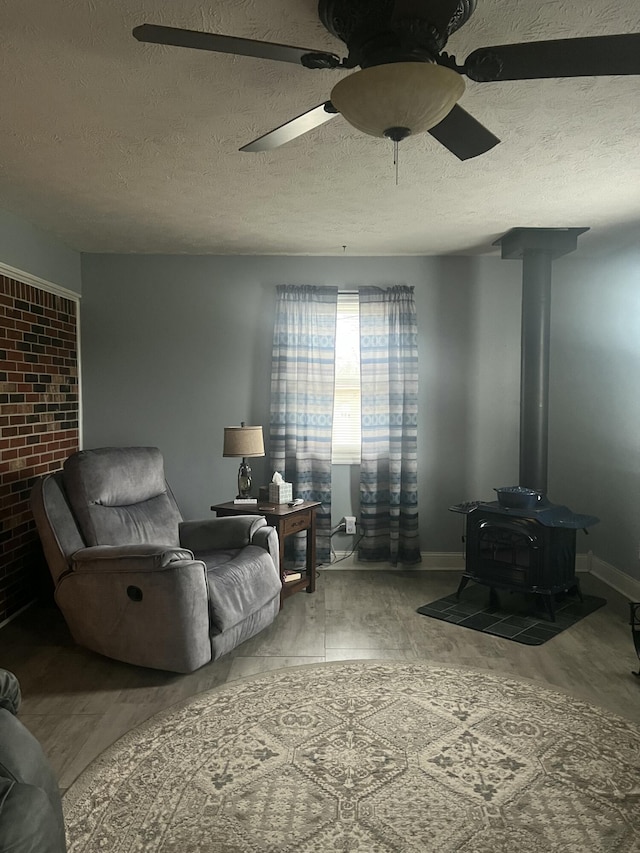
{"left": 332, "top": 292, "right": 361, "bottom": 465}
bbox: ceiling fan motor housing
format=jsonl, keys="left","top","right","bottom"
{"left": 318, "top": 0, "right": 477, "bottom": 67}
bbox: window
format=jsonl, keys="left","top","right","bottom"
{"left": 332, "top": 292, "right": 361, "bottom": 464}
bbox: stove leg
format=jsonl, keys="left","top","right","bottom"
{"left": 544, "top": 593, "right": 556, "bottom": 622}
{"left": 456, "top": 575, "right": 470, "bottom": 599}
{"left": 489, "top": 587, "right": 500, "bottom": 610}
{"left": 570, "top": 578, "right": 583, "bottom": 602}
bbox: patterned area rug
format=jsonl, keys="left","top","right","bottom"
{"left": 417, "top": 585, "right": 607, "bottom": 645}
{"left": 63, "top": 661, "right": 640, "bottom": 852}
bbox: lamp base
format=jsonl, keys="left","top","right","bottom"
{"left": 237, "top": 458, "right": 253, "bottom": 499}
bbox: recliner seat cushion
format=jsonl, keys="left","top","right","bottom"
{"left": 63, "top": 447, "right": 181, "bottom": 547}
{"left": 197, "top": 545, "right": 281, "bottom": 634}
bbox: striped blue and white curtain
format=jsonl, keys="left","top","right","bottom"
{"left": 358, "top": 285, "right": 421, "bottom": 565}
{"left": 270, "top": 285, "right": 338, "bottom": 564}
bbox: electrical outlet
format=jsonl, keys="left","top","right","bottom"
{"left": 345, "top": 516, "right": 357, "bottom": 535}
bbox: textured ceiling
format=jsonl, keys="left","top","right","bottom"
{"left": 1, "top": 0, "right": 640, "bottom": 256}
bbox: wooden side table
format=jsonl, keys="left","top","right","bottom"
{"left": 210, "top": 500, "right": 321, "bottom": 604}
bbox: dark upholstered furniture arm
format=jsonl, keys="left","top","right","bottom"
{"left": 0, "top": 669, "right": 67, "bottom": 853}
{"left": 179, "top": 516, "right": 268, "bottom": 551}
{"left": 0, "top": 780, "right": 65, "bottom": 853}
{"left": 71, "top": 544, "right": 196, "bottom": 573}
{"left": 0, "top": 668, "right": 21, "bottom": 715}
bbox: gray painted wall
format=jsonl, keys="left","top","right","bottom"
{"left": 80, "top": 254, "right": 522, "bottom": 554}
{"left": 3, "top": 206, "right": 632, "bottom": 578}
{"left": 549, "top": 248, "right": 640, "bottom": 582}
{"left": 0, "top": 207, "right": 81, "bottom": 293}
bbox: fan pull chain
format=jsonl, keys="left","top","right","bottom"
{"left": 384, "top": 128, "right": 409, "bottom": 184}
{"left": 393, "top": 138, "right": 399, "bottom": 185}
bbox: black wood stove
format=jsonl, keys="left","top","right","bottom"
{"left": 450, "top": 228, "right": 600, "bottom": 622}
{"left": 450, "top": 492, "right": 598, "bottom": 620}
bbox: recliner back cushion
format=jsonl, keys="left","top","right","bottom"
{"left": 63, "top": 447, "right": 182, "bottom": 547}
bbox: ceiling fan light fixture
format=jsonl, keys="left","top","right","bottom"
{"left": 330, "top": 62, "right": 465, "bottom": 139}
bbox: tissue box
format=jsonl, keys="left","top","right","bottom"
{"left": 269, "top": 482, "right": 293, "bottom": 504}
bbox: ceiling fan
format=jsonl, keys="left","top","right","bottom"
{"left": 133, "top": 0, "right": 640, "bottom": 160}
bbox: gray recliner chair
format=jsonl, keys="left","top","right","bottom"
{"left": 31, "top": 447, "right": 282, "bottom": 673}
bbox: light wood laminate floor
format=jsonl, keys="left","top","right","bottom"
{"left": 1, "top": 569, "right": 638, "bottom": 792}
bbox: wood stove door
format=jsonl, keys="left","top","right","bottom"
{"left": 470, "top": 518, "right": 541, "bottom": 588}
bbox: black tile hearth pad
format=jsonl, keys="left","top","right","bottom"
{"left": 417, "top": 585, "right": 606, "bottom": 645}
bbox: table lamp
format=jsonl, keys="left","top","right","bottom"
{"left": 223, "top": 422, "right": 265, "bottom": 498}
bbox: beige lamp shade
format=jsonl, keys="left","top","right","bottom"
{"left": 223, "top": 425, "right": 265, "bottom": 458}
{"left": 330, "top": 62, "right": 465, "bottom": 138}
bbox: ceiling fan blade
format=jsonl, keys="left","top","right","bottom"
{"left": 465, "top": 33, "right": 640, "bottom": 82}
{"left": 428, "top": 105, "right": 500, "bottom": 160}
{"left": 133, "top": 23, "right": 339, "bottom": 67}
{"left": 240, "top": 102, "right": 339, "bottom": 152}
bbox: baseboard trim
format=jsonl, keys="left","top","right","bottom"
{"left": 323, "top": 550, "right": 633, "bottom": 591}
{"left": 323, "top": 552, "right": 464, "bottom": 571}
{"left": 575, "top": 553, "right": 591, "bottom": 574}
{"left": 589, "top": 555, "right": 640, "bottom": 601}
{"left": 0, "top": 599, "right": 34, "bottom": 630}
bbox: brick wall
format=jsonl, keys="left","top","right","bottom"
{"left": 0, "top": 274, "right": 79, "bottom": 624}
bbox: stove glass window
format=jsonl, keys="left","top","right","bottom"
{"left": 478, "top": 522, "right": 537, "bottom": 569}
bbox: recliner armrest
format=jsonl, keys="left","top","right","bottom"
{"left": 0, "top": 780, "right": 65, "bottom": 853}
{"left": 250, "top": 526, "right": 280, "bottom": 573}
{"left": 179, "top": 516, "right": 267, "bottom": 551}
{"left": 0, "top": 669, "right": 21, "bottom": 715}
{"left": 71, "top": 544, "right": 196, "bottom": 573}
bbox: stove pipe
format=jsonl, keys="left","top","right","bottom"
{"left": 494, "top": 228, "right": 589, "bottom": 494}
